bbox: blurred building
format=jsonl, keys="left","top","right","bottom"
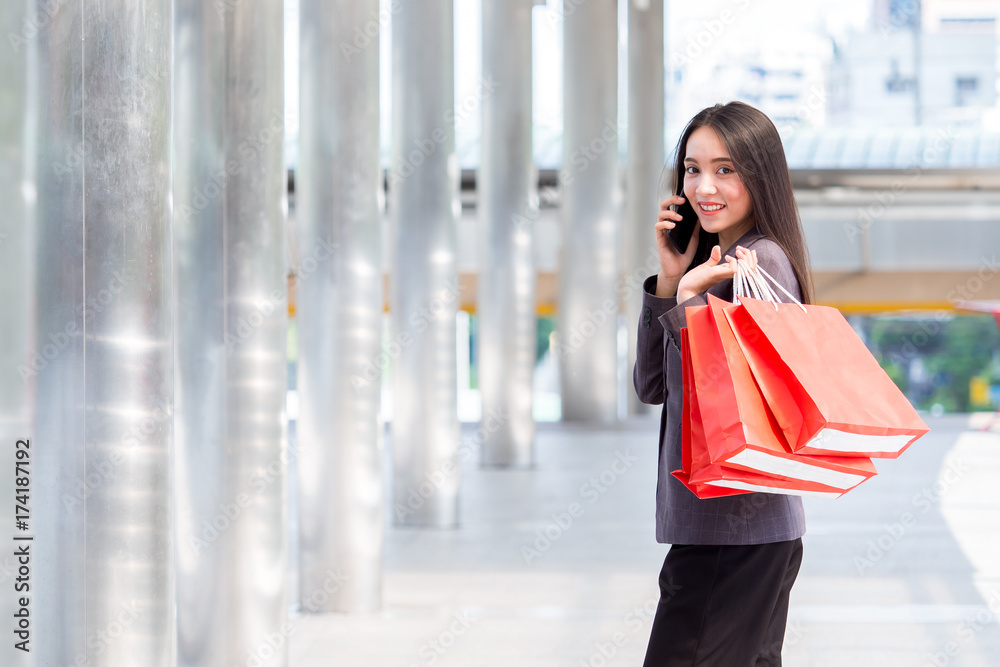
{"left": 829, "top": 0, "right": 997, "bottom": 127}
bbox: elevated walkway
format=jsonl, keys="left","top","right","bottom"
{"left": 288, "top": 414, "right": 1000, "bottom": 666}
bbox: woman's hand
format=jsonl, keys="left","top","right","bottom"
{"left": 653, "top": 196, "right": 700, "bottom": 297}
{"left": 676, "top": 245, "right": 758, "bottom": 303}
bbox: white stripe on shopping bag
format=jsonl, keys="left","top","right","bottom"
{"left": 704, "top": 480, "right": 842, "bottom": 497}
{"left": 726, "top": 448, "right": 868, "bottom": 489}
{"left": 804, "top": 428, "right": 914, "bottom": 456}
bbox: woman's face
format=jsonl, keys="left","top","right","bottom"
{"left": 682, "top": 125, "right": 753, "bottom": 240}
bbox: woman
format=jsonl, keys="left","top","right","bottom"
{"left": 633, "top": 101, "right": 814, "bottom": 666}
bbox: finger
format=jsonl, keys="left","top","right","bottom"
{"left": 705, "top": 244, "right": 722, "bottom": 266}
{"left": 735, "top": 247, "right": 755, "bottom": 270}
{"left": 658, "top": 195, "right": 686, "bottom": 210}
{"left": 657, "top": 210, "right": 683, "bottom": 222}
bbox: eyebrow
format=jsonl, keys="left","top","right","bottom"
{"left": 684, "top": 157, "right": 733, "bottom": 163}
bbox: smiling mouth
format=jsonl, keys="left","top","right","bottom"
{"left": 699, "top": 203, "right": 726, "bottom": 212}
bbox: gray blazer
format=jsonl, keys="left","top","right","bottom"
{"left": 633, "top": 227, "right": 807, "bottom": 545}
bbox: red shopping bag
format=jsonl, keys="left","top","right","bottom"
{"left": 725, "top": 294, "right": 929, "bottom": 458}
{"left": 688, "top": 298, "right": 877, "bottom": 492}
{"left": 675, "top": 326, "right": 750, "bottom": 498}
{"left": 673, "top": 312, "right": 875, "bottom": 500}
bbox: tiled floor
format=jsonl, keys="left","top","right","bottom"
{"left": 289, "top": 413, "right": 1000, "bottom": 666}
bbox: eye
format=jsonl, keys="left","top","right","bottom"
{"left": 684, "top": 165, "right": 698, "bottom": 174}
{"left": 718, "top": 166, "right": 734, "bottom": 174}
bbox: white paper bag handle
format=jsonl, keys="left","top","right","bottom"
{"left": 731, "top": 257, "right": 806, "bottom": 311}
{"left": 755, "top": 264, "right": 805, "bottom": 309}
{"left": 732, "top": 257, "right": 769, "bottom": 303}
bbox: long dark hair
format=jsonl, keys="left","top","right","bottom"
{"left": 660, "top": 101, "right": 813, "bottom": 303}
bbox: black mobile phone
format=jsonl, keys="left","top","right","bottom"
{"left": 667, "top": 197, "right": 698, "bottom": 254}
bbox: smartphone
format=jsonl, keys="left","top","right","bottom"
{"left": 667, "top": 197, "right": 698, "bottom": 254}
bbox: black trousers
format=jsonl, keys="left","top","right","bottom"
{"left": 642, "top": 538, "right": 803, "bottom": 667}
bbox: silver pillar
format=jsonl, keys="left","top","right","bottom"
{"left": 559, "top": 0, "right": 620, "bottom": 423}
{"left": 35, "top": 1, "right": 175, "bottom": 665}
{"left": 34, "top": 3, "right": 86, "bottom": 662}
{"left": 0, "top": 3, "right": 34, "bottom": 665}
{"left": 297, "top": 0, "right": 383, "bottom": 611}
{"left": 390, "top": 0, "right": 460, "bottom": 526}
{"left": 625, "top": 0, "right": 664, "bottom": 416}
{"left": 478, "top": 0, "right": 536, "bottom": 466}
{"left": 173, "top": 2, "right": 227, "bottom": 666}
{"left": 224, "top": 2, "right": 288, "bottom": 665}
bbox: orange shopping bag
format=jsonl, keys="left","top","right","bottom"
{"left": 673, "top": 312, "right": 874, "bottom": 500}
{"left": 674, "top": 326, "right": 750, "bottom": 498}
{"left": 724, "top": 265, "right": 930, "bottom": 458}
{"left": 690, "top": 299, "right": 876, "bottom": 493}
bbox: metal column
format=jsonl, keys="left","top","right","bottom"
{"left": 390, "top": 0, "right": 460, "bottom": 526}
{"left": 0, "top": 2, "right": 34, "bottom": 664}
{"left": 34, "top": 1, "right": 175, "bottom": 665}
{"left": 173, "top": 2, "right": 227, "bottom": 666}
{"left": 33, "top": 3, "right": 86, "bottom": 661}
{"left": 478, "top": 0, "right": 536, "bottom": 467}
{"left": 224, "top": 1, "right": 288, "bottom": 665}
{"left": 625, "top": 0, "right": 664, "bottom": 415}
{"left": 297, "top": 0, "right": 383, "bottom": 611}
{"left": 559, "top": 0, "right": 620, "bottom": 423}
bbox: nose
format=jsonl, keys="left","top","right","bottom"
{"left": 696, "top": 175, "right": 718, "bottom": 196}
